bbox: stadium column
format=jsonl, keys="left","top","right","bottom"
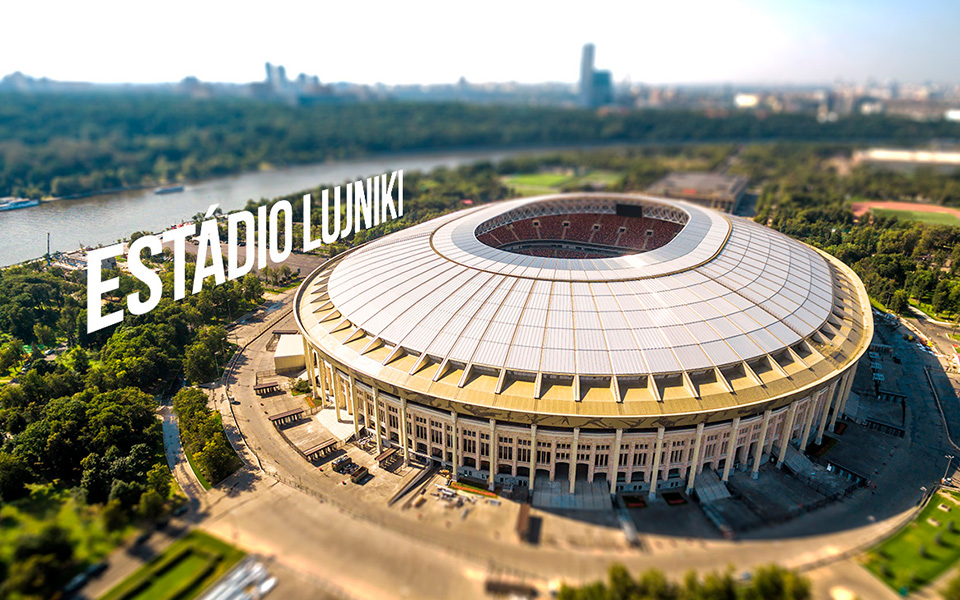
{"left": 722, "top": 417, "right": 740, "bottom": 482}
{"left": 400, "top": 398, "right": 410, "bottom": 466}
{"left": 450, "top": 410, "right": 459, "bottom": 481}
{"left": 799, "top": 397, "right": 817, "bottom": 450}
{"left": 816, "top": 383, "right": 837, "bottom": 444}
{"left": 488, "top": 419, "right": 497, "bottom": 491}
{"left": 349, "top": 375, "right": 360, "bottom": 440}
{"left": 832, "top": 370, "right": 854, "bottom": 430}
{"left": 752, "top": 410, "right": 771, "bottom": 479}
{"left": 361, "top": 392, "right": 370, "bottom": 443}
{"left": 569, "top": 427, "right": 580, "bottom": 495}
{"left": 332, "top": 370, "right": 343, "bottom": 422}
{"left": 303, "top": 339, "right": 317, "bottom": 399}
{"left": 829, "top": 374, "right": 845, "bottom": 431}
{"left": 685, "top": 423, "right": 705, "bottom": 494}
{"left": 529, "top": 424, "right": 538, "bottom": 491}
{"left": 648, "top": 427, "right": 664, "bottom": 500}
{"left": 610, "top": 428, "right": 623, "bottom": 496}
{"left": 778, "top": 402, "right": 799, "bottom": 468}
{"left": 372, "top": 387, "right": 382, "bottom": 454}
{"left": 318, "top": 359, "right": 330, "bottom": 403}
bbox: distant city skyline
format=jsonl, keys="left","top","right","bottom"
{"left": 4, "top": 0, "right": 959, "bottom": 86}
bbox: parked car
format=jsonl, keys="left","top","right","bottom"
{"left": 332, "top": 456, "right": 353, "bottom": 473}
{"left": 63, "top": 573, "right": 88, "bottom": 594}
{"left": 85, "top": 562, "right": 108, "bottom": 578}
{"left": 351, "top": 466, "right": 369, "bottom": 484}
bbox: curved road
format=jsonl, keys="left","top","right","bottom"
{"left": 167, "top": 285, "right": 960, "bottom": 599}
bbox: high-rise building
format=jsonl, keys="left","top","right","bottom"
{"left": 265, "top": 62, "right": 276, "bottom": 89}
{"left": 580, "top": 43, "right": 613, "bottom": 107}
{"left": 592, "top": 70, "right": 613, "bottom": 106}
{"left": 579, "top": 43, "right": 595, "bottom": 107}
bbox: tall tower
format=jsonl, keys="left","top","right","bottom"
{"left": 580, "top": 43, "right": 595, "bottom": 107}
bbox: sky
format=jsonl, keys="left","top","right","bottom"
{"left": 3, "top": 0, "right": 958, "bottom": 86}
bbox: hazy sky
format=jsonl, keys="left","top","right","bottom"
{"left": 4, "top": 0, "right": 958, "bottom": 85}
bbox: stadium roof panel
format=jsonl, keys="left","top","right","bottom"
{"left": 297, "top": 193, "right": 872, "bottom": 420}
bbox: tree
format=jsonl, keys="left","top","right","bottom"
{"left": 184, "top": 341, "right": 218, "bottom": 384}
{"left": 33, "top": 323, "right": 56, "bottom": 348}
{"left": 137, "top": 489, "right": 165, "bottom": 520}
{"left": 195, "top": 436, "right": 235, "bottom": 484}
{"left": 555, "top": 563, "right": 808, "bottom": 600}
{"left": 0, "top": 452, "right": 31, "bottom": 501}
{"left": 102, "top": 499, "right": 127, "bottom": 532}
{"left": 742, "top": 565, "right": 811, "bottom": 600}
{"left": 3, "top": 524, "right": 75, "bottom": 599}
{"left": 890, "top": 289, "right": 910, "bottom": 315}
{"left": 0, "top": 338, "right": 24, "bottom": 371}
{"left": 146, "top": 463, "right": 172, "bottom": 498}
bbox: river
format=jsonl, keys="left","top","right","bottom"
{"left": 0, "top": 146, "right": 556, "bottom": 267}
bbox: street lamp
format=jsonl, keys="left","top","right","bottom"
{"left": 944, "top": 454, "right": 955, "bottom": 484}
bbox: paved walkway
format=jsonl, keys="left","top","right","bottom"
{"left": 161, "top": 405, "right": 206, "bottom": 504}
{"left": 106, "top": 273, "right": 960, "bottom": 600}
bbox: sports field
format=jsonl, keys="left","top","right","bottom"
{"left": 853, "top": 201, "right": 960, "bottom": 227}
{"left": 864, "top": 490, "right": 960, "bottom": 594}
{"left": 503, "top": 170, "right": 621, "bottom": 196}
{"left": 100, "top": 531, "right": 244, "bottom": 600}
{"left": 0, "top": 485, "right": 131, "bottom": 567}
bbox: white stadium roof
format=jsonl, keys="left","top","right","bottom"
{"left": 323, "top": 194, "right": 835, "bottom": 377}
{"left": 297, "top": 193, "right": 871, "bottom": 422}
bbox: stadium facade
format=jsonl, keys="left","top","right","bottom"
{"left": 294, "top": 193, "right": 872, "bottom": 498}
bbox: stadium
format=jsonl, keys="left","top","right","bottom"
{"left": 293, "top": 193, "right": 872, "bottom": 500}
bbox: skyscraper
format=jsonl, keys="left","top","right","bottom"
{"left": 580, "top": 43, "right": 595, "bottom": 107}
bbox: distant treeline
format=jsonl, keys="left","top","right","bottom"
{"left": 2, "top": 93, "right": 960, "bottom": 198}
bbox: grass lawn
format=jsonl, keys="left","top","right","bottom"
{"left": 0, "top": 485, "right": 132, "bottom": 567}
{"left": 869, "top": 297, "right": 890, "bottom": 313}
{"left": 503, "top": 170, "right": 623, "bottom": 197}
{"left": 181, "top": 413, "right": 242, "bottom": 490}
{"left": 872, "top": 208, "right": 960, "bottom": 228}
{"left": 100, "top": 530, "right": 244, "bottom": 600}
{"left": 450, "top": 480, "right": 497, "bottom": 498}
{"left": 864, "top": 490, "right": 960, "bottom": 593}
{"left": 504, "top": 172, "right": 573, "bottom": 187}
{"left": 183, "top": 448, "right": 212, "bottom": 491}
{"left": 265, "top": 280, "right": 301, "bottom": 293}
{"left": 909, "top": 298, "right": 957, "bottom": 323}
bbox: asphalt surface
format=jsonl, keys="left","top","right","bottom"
{"left": 87, "top": 274, "right": 960, "bottom": 600}
{"left": 190, "top": 297, "right": 960, "bottom": 599}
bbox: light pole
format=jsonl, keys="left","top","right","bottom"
{"left": 944, "top": 454, "right": 955, "bottom": 484}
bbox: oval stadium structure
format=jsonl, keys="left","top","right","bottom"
{"left": 294, "top": 193, "right": 873, "bottom": 498}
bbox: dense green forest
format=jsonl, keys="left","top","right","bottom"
{"left": 557, "top": 564, "right": 810, "bottom": 600}
{"left": 0, "top": 260, "right": 261, "bottom": 598}
{"left": 4, "top": 140, "right": 960, "bottom": 597}
{"left": 3, "top": 93, "right": 960, "bottom": 199}
{"left": 741, "top": 145, "right": 960, "bottom": 317}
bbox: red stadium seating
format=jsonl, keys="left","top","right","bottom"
{"left": 478, "top": 212, "right": 683, "bottom": 258}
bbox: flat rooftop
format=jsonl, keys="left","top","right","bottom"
{"left": 647, "top": 171, "right": 748, "bottom": 199}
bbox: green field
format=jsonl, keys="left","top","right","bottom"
{"left": 865, "top": 490, "right": 960, "bottom": 593}
{"left": 872, "top": 208, "right": 960, "bottom": 228}
{"left": 183, "top": 448, "right": 212, "bottom": 491}
{"left": 101, "top": 531, "right": 244, "bottom": 600}
{"left": 0, "top": 485, "right": 131, "bottom": 567}
{"left": 503, "top": 170, "right": 622, "bottom": 196}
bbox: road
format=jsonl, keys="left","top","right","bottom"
{"left": 183, "top": 292, "right": 959, "bottom": 599}
{"left": 84, "top": 267, "right": 960, "bottom": 600}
